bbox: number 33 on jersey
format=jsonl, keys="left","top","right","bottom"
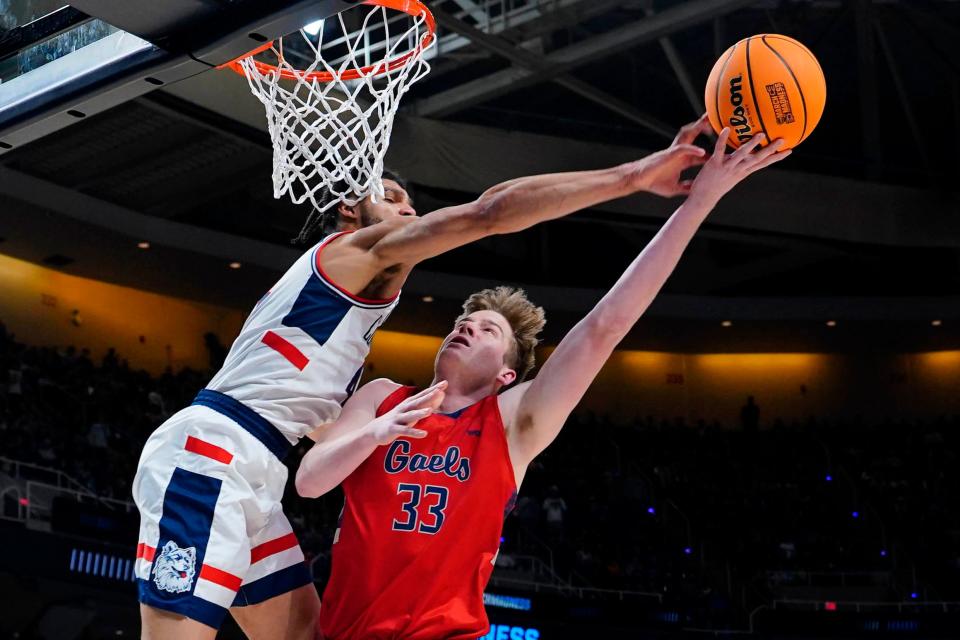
{"left": 319, "top": 386, "right": 518, "bottom": 639}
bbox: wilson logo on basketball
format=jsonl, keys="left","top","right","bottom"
{"left": 728, "top": 75, "right": 753, "bottom": 142}
{"left": 765, "top": 82, "right": 795, "bottom": 125}
{"left": 706, "top": 34, "right": 826, "bottom": 150}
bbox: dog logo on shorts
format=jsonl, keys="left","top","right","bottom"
{"left": 152, "top": 540, "right": 197, "bottom": 594}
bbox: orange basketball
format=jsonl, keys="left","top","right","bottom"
{"left": 705, "top": 34, "right": 826, "bottom": 150}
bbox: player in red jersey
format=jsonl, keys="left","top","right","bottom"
{"left": 296, "top": 126, "right": 790, "bottom": 639}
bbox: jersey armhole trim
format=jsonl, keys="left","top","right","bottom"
{"left": 374, "top": 384, "right": 416, "bottom": 417}
{"left": 488, "top": 395, "right": 519, "bottom": 495}
{"left": 313, "top": 231, "right": 401, "bottom": 309}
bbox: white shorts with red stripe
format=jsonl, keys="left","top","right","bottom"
{"left": 132, "top": 399, "right": 312, "bottom": 629}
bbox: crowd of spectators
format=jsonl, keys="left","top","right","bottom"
{"left": 0, "top": 323, "right": 207, "bottom": 500}
{"left": 506, "top": 407, "right": 960, "bottom": 611}
{"left": 2, "top": 324, "right": 958, "bottom": 619}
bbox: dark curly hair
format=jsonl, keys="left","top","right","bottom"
{"left": 292, "top": 170, "right": 408, "bottom": 247}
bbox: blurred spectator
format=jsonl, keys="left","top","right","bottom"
{"left": 543, "top": 485, "right": 568, "bottom": 540}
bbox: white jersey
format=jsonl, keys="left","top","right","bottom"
{"left": 206, "top": 231, "right": 399, "bottom": 443}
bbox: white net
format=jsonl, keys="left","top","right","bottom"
{"left": 235, "top": 3, "right": 434, "bottom": 212}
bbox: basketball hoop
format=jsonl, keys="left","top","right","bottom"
{"left": 223, "top": 0, "right": 436, "bottom": 212}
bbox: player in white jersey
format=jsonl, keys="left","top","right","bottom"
{"left": 132, "top": 121, "right": 714, "bottom": 639}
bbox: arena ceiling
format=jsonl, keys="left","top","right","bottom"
{"left": 0, "top": 0, "right": 959, "bottom": 349}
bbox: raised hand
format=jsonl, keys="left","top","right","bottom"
{"left": 673, "top": 113, "right": 716, "bottom": 147}
{"left": 686, "top": 128, "right": 792, "bottom": 209}
{"left": 630, "top": 115, "right": 712, "bottom": 198}
{"left": 367, "top": 381, "right": 447, "bottom": 445}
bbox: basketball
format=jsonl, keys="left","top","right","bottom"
{"left": 705, "top": 34, "right": 826, "bottom": 150}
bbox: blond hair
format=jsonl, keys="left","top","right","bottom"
{"left": 457, "top": 286, "right": 546, "bottom": 383}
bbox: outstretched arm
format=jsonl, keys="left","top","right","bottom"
{"left": 501, "top": 130, "right": 790, "bottom": 467}
{"left": 352, "top": 118, "right": 714, "bottom": 270}
{"left": 295, "top": 380, "right": 446, "bottom": 498}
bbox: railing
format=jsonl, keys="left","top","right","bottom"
{"left": 0, "top": 484, "right": 25, "bottom": 521}
{"left": 491, "top": 552, "right": 664, "bottom": 603}
{"left": 766, "top": 570, "right": 893, "bottom": 587}
{"left": 0, "top": 456, "right": 98, "bottom": 496}
{"left": 0, "top": 457, "right": 135, "bottom": 527}
{"left": 773, "top": 599, "right": 960, "bottom": 613}
{"left": 514, "top": 524, "right": 557, "bottom": 577}
{"left": 25, "top": 480, "right": 135, "bottom": 517}
{"left": 487, "top": 572, "right": 663, "bottom": 604}
{"left": 307, "top": 545, "right": 662, "bottom": 604}
{"left": 493, "top": 553, "right": 567, "bottom": 585}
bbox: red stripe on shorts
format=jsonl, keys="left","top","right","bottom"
{"left": 185, "top": 436, "right": 234, "bottom": 464}
{"left": 199, "top": 564, "right": 243, "bottom": 591}
{"left": 250, "top": 532, "right": 300, "bottom": 564}
{"left": 262, "top": 330, "right": 309, "bottom": 371}
{"left": 137, "top": 542, "right": 156, "bottom": 562}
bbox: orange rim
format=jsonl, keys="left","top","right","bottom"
{"left": 222, "top": 0, "right": 435, "bottom": 82}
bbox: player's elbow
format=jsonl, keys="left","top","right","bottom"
{"left": 473, "top": 188, "right": 514, "bottom": 235}
{"left": 582, "top": 314, "right": 629, "bottom": 349}
{"left": 295, "top": 467, "right": 324, "bottom": 499}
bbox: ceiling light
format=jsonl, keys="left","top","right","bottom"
{"left": 721, "top": 320, "right": 732, "bottom": 328}
{"left": 229, "top": 261, "right": 242, "bottom": 270}
{"left": 303, "top": 19, "right": 325, "bottom": 36}
{"left": 137, "top": 241, "right": 150, "bottom": 250}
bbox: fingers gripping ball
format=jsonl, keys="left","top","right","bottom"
{"left": 705, "top": 34, "right": 826, "bottom": 150}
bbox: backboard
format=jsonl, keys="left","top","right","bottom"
{"left": 0, "top": 0, "right": 360, "bottom": 153}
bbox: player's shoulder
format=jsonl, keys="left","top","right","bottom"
{"left": 342, "top": 216, "right": 418, "bottom": 251}
{"left": 361, "top": 377, "right": 405, "bottom": 394}
{"left": 354, "top": 377, "right": 406, "bottom": 405}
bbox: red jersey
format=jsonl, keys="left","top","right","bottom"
{"left": 319, "top": 386, "right": 518, "bottom": 640}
